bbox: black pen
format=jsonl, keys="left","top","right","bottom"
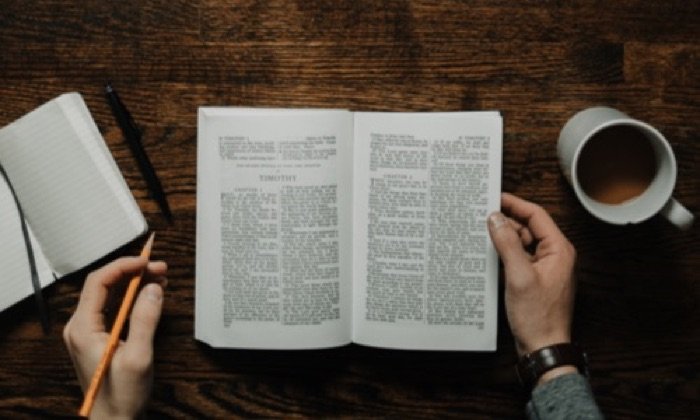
{"left": 105, "top": 83, "right": 173, "bottom": 223}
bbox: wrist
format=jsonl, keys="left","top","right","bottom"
{"left": 90, "top": 402, "right": 143, "bottom": 420}
{"left": 517, "top": 334, "right": 571, "bottom": 357}
{"left": 535, "top": 365, "right": 579, "bottom": 386}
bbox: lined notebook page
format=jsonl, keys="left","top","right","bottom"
{"left": 0, "top": 180, "right": 55, "bottom": 312}
{"left": 0, "top": 93, "right": 147, "bottom": 277}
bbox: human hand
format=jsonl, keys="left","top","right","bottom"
{"left": 487, "top": 193, "right": 576, "bottom": 362}
{"left": 63, "top": 257, "right": 167, "bottom": 419}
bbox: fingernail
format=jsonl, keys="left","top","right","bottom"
{"left": 488, "top": 212, "right": 506, "bottom": 229}
{"left": 144, "top": 284, "right": 163, "bottom": 302}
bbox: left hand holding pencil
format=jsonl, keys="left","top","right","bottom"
{"left": 63, "top": 256, "right": 167, "bottom": 419}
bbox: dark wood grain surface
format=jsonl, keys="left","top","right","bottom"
{"left": 1, "top": 1, "right": 699, "bottom": 418}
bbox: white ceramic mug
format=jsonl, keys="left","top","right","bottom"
{"left": 557, "top": 107, "right": 694, "bottom": 230}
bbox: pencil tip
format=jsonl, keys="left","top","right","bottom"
{"left": 145, "top": 231, "right": 156, "bottom": 251}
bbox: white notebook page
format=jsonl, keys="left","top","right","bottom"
{"left": 0, "top": 93, "right": 146, "bottom": 277}
{"left": 0, "top": 179, "right": 55, "bottom": 312}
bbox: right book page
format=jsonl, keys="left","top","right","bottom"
{"left": 351, "top": 112, "right": 502, "bottom": 351}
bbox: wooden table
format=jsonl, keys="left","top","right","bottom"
{"left": 1, "top": 1, "right": 698, "bottom": 418}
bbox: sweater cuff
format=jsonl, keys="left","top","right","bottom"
{"left": 525, "top": 372, "right": 603, "bottom": 420}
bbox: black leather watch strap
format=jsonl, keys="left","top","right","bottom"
{"left": 515, "top": 342, "right": 588, "bottom": 391}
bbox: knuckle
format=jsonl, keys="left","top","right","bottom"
{"left": 565, "top": 241, "right": 577, "bottom": 260}
{"left": 62, "top": 321, "right": 73, "bottom": 347}
{"left": 84, "top": 270, "right": 101, "bottom": 287}
{"left": 506, "top": 270, "right": 536, "bottom": 293}
{"left": 62, "top": 320, "right": 88, "bottom": 354}
{"left": 119, "top": 350, "right": 152, "bottom": 374}
{"left": 531, "top": 203, "right": 548, "bottom": 218}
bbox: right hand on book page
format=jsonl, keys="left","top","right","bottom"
{"left": 487, "top": 193, "right": 576, "bottom": 358}
{"left": 63, "top": 257, "right": 167, "bottom": 419}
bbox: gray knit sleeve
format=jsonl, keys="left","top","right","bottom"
{"left": 526, "top": 373, "right": 603, "bottom": 420}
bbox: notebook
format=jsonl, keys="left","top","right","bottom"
{"left": 0, "top": 92, "right": 148, "bottom": 312}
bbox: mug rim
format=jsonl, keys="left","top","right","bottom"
{"left": 570, "top": 118, "right": 677, "bottom": 225}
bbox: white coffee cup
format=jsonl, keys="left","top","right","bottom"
{"left": 558, "top": 107, "right": 694, "bottom": 230}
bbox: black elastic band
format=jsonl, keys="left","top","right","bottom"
{"left": 0, "top": 162, "right": 50, "bottom": 334}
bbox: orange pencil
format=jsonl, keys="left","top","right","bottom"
{"left": 78, "top": 232, "right": 156, "bottom": 417}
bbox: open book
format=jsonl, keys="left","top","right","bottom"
{"left": 196, "top": 109, "right": 502, "bottom": 351}
{"left": 0, "top": 93, "right": 148, "bottom": 313}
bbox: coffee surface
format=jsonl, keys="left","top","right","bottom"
{"left": 577, "top": 125, "right": 657, "bottom": 204}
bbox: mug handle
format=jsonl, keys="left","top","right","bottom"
{"left": 661, "top": 198, "right": 695, "bottom": 230}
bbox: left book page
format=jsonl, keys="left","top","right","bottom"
{"left": 0, "top": 93, "right": 147, "bottom": 280}
{"left": 196, "top": 108, "right": 354, "bottom": 349}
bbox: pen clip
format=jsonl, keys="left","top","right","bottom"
{"left": 105, "top": 82, "right": 140, "bottom": 134}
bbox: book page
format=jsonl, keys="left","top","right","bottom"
{"left": 0, "top": 93, "right": 147, "bottom": 277}
{"left": 352, "top": 112, "right": 502, "bottom": 351}
{"left": 196, "top": 108, "right": 353, "bottom": 349}
{"left": 0, "top": 179, "right": 55, "bottom": 312}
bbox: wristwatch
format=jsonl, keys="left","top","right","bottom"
{"left": 515, "top": 342, "right": 588, "bottom": 391}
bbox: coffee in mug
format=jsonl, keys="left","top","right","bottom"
{"left": 558, "top": 107, "right": 694, "bottom": 230}
{"left": 576, "top": 125, "right": 657, "bottom": 205}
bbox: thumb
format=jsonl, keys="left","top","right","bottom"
{"left": 124, "top": 283, "right": 163, "bottom": 358}
{"left": 488, "top": 212, "right": 531, "bottom": 271}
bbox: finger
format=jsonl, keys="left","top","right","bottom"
{"left": 488, "top": 212, "right": 532, "bottom": 270}
{"left": 519, "top": 226, "right": 535, "bottom": 246}
{"left": 506, "top": 217, "right": 535, "bottom": 246}
{"left": 501, "top": 193, "right": 567, "bottom": 243}
{"left": 143, "top": 261, "right": 168, "bottom": 289}
{"left": 145, "top": 276, "right": 169, "bottom": 290}
{"left": 145, "top": 261, "right": 168, "bottom": 278}
{"left": 73, "top": 257, "right": 147, "bottom": 332}
{"left": 76, "top": 260, "right": 166, "bottom": 320}
{"left": 123, "top": 283, "right": 164, "bottom": 361}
